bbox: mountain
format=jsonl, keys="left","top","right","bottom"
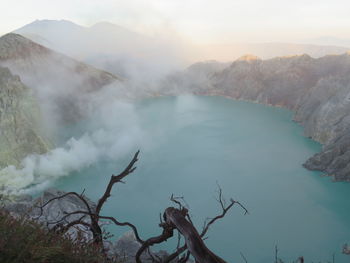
{"left": 13, "top": 20, "right": 190, "bottom": 80}
{"left": 0, "top": 33, "right": 119, "bottom": 88}
{"left": 163, "top": 53, "right": 350, "bottom": 181}
{"left": 14, "top": 20, "right": 147, "bottom": 60}
{"left": 0, "top": 33, "right": 120, "bottom": 125}
{"left": 14, "top": 20, "right": 350, "bottom": 81}
{"left": 0, "top": 66, "right": 50, "bottom": 169}
{"left": 196, "top": 42, "right": 350, "bottom": 62}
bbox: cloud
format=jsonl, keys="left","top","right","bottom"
{"left": 2, "top": 0, "right": 350, "bottom": 43}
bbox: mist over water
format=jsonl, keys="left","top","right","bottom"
{"left": 33, "top": 96, "right": 350, "bottom": 263}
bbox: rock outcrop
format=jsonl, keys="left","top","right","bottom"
{"left": 0, "top": 66, "right": 50, "bottom": 169}
{"left": 163, "top": 54, "right": 350, "bottom": 181}
{"left": 4, "top": 188, "right": 95, "bottom": 235}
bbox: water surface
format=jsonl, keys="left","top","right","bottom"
{"left": 52, "top": 96, "right": 350, "bottom": 263}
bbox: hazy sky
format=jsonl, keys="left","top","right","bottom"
{"left": 2, "top": 0, "right": 350, "bottom": 43}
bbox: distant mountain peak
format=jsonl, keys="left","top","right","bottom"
{"left": 31, "top": 19, "right": 77, "bottom": 25}
{"left": 19, "top": 19, "right": 125, "bottom": 32}
{"left": 15, "top": 19, "right": 85, "bottom": 35}
{"left": 236, "top": 54, "right": 261, "bottom": 62}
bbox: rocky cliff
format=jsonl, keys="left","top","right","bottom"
{"left": 163, "top": 54, "right": 350, "bottom": 181}
{"left": 0, "top": 33, "right": 121, "bottom": 124}
{"left": 0, "top": 66, "right": 49, "bottom": 169}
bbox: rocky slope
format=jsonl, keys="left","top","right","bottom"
{"left": 0, "top": 33, "right": 121, "bottom": 125}
{"left": 163, "top": 54, "right": 350, "bottom": 181}
{"left": 0, "top": 66, "right": 49, "bottom": 169}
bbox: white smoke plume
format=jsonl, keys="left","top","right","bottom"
{"left": 0, "top": 98, "right": 149, "bottom": 194}
{"left": 0, "top": 23, "right": 198, "bottom": 194}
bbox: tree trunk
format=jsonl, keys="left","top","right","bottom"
{"left": 164, "top": 207, "right": 228, "bottom": 263}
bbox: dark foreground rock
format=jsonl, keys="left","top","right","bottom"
{"left": 4, "top": 188, "right": 96, "bottom": 240}
{"left": 2, "top": 188, "right": 182, "bottom": 262}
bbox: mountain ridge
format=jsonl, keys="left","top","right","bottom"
{"left": 13, "top": 19, "right": 350, "bottom": 79}
{"left": 12, "top": 19, "right": 188, "bottom": 80}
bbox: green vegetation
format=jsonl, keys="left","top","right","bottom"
{"left": 0, "top": 209, "right": 116, "bottom": 263}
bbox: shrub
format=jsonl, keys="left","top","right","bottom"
{"left": 0, "top": 209, "right": 117, "bottom": 263}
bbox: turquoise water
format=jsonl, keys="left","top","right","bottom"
{"left": 52, "top": 96, "right": 350, "bottom": 262}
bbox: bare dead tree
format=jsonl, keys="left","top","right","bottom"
{"left": 136, "top": 185, "right": 248, "bottom": 263}
{"left": 35, "top": 151, "right": 248, "bottom": 263}
{"left": 157, "top": 186, "right": 248, "bottom": 263}
{"left": 35, "top": 150, "right": 142, "bottom": 248}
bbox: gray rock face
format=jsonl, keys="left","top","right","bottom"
{"left": 0, "top": 66, "right": 50, "bottom": 170}
{"left": 163, "top": 53, "right": 350, "bottom": 181}
{"left": 5, "top": 188, "right": 95, "bottom": 239}
{"left": 4, "top": 188, "right": 98, "bottom": 249}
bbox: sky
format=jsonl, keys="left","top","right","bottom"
{"left": 1, "top": 0, "right": 350, "bottom": 44}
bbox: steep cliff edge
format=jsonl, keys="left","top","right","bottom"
{"left": 0, "top": 66, "right": 50, "bottom": 169}
{"left": 163, "top": 54, "right": 350, "bottom": 181}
